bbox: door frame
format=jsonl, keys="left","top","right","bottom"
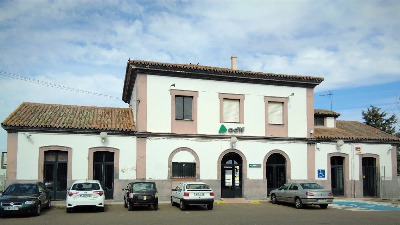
{"left": 263, "top": 150, "right": 291, "bottom": 196}
{"left": 327, "top": 153, "right": 349, "bottom": 197}
{"left": 218, "top": 149, "right": 247, "bottom": 198}
{"left": 88, "top": 147, "right": 120, "bottom": 199}
{"left": 360, "top": 154, "right": 380, "bottom": 197}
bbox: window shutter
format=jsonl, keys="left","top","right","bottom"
{"left": 268, "top": 102, "right": 283, "bottom": 124}
{"left": 223, "top": 99, "right": 240, "bottom": 122}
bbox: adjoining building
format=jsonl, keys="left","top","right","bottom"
{"left": 2, "top": 58, "right": 399, "bottom": 201}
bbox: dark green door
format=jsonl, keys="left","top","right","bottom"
{"left": 93, "top": 152, "right": 114, "bottom": 199}
{"left": 362, "top": 157, "right": 377, "bottom": 197}
{"left": 331, "top": 156, "right": 344, "bottom": 196}
{"left": 44, "top": 151, "right": 68, "bottom": 200}
{"left": 266, "top": 153, "right": 286, "bottom": 195}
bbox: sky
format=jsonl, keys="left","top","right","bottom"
{"left": 0, "top": 0, "right": 399, "bottom": 153}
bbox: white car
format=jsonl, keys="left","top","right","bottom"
{"left": 66, "top": 180, "right": 105, "bottom": 213}
{"left": 171, "top": 182, "right": 214, "bottom": 210}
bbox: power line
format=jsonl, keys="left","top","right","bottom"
{"left": 0, "top": 70, "right": 121, "bottom": 100}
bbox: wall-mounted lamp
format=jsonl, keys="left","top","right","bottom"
{"left": 100, "top": 132, "right": 108, "bottom": 143}
{"left": 230, "top": 136, "right": 238, "bottom": 148}
{"left": 289, "top": 93, "right": 294, "bottom": 97}
{"left": 170, "top": 83, "right": 175, "bottom": 87}
{"left": 336, "top": 140, "right": 344, "bottom": 150}
{"left": 25, "top": 132, "right": 31, "bottom": 138}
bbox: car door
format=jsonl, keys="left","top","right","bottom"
{"left": 172, "top": 183, "right": 183, "bottom": 203}
{"left": 286, "top": 183, "right": 299, "bottom": 203}
{"left": 275, "top": 183, "right": 290, "bottom": 202}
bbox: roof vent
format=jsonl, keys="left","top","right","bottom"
{"left": 231, "top": 55, "right": 237, "bottom": 70}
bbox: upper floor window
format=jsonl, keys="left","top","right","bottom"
{"left": 175, "top": 96, "right": 193, "bottom": 120}
{"left": 265, "top": 96, "right": 288, "bottom": 137}
{"left": 170, "top": 90, "right": 198, "bottom": 134}
{"left": 314, "top": 117, "right": 324, "bottom": 126}
{"left": 219, "top": 93, "right": 245, "bottom": 123}
{"left": 268, "top": 102, "right": 284, "bottom": 124}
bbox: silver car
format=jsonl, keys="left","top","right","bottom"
{"left": 270, "top": 182, "right": 334, "bottom": 209}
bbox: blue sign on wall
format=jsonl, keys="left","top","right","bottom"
{"left": 317, "top": 169, "right": 325, "bottom": 178}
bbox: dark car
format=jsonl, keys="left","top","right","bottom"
{"left": 0, "top": 182, "right": 51, "bottom": 216}
{"left": 123, "top": 181, "right": 158, "bottom": 211}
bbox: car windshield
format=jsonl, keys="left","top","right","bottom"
{"left": 72, "top": 183, "right": 100, "bottom": 191}
{"left": 186, "top": 184, "right": 210, "bottom": 190}
{"left": 300, "top": 183, "right": 324, "bottom": 189}
{"left": 132, "top": 183, "right": 155, "bottom": 192}
{"left": 3, "top": 184, "right": 38, "bottom": 195}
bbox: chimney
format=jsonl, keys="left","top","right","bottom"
{"left": 231, "top": 55, "right": 237, "bottom": 70}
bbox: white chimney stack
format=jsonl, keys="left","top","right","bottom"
{"left": 231, "top": 55, "right": 237, "bottom": 70}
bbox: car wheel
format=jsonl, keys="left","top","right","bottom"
{"left": 295, "top": 198, "right": 303, "bottom": 209}
{"left": 34, "top": 203, "right": 41, "bottom": 216}
{"left": 98, "top": 207, "right": 105, "bottom": 212}
{"left": 128, "top": 203, "right": 133, "bottom": 211}
{"left": 153, "top": 203, "right": 158, "bottom": 211}
{"left": 320, "top": 204, "right": 328, "bottom": 209}
{"left": 179, "top": 200, "right": 186, "bottom": 211}
{"left": 66, "top": 208, "right": 72, "bottom": 213}
{"left": 47, "top": 198, "right": 51, "bottom": 209}
{"left": 271, "top": 194, "right": 277, "bottom": 204}
{"left": 207, "top": 203, "right": 213, "bottom": 210}
{"left": 171, "top": 197, "right": 175, "bottom": 206}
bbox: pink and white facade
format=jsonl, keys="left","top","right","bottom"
{"left": 1, "top": 58, "right": 399, "bottom": 201}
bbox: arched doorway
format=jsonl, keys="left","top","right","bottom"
{"left": 362, "top": 157, "right": 377, "bottom": 197}
{"left": 266, "top": 153, "right": 286, "bottom": 195}
{"left": 43, "top": 150, "right": 68, "bottom": 200}
{"left": 331, "top": 156, "right": 344, "bottom": 196}
{"left": 221, "top": 152, "right": 242, "bottom": 198}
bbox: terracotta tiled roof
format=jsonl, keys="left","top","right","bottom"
{"left": 314, "top": 109, "right": 340, "bottom": 117}
{"left": 1, "top": 102, "right": 135, "bottom": 133}
{"left": 315, "top": 120, "right": 399, "bottom": 142}
{"left": 123, "top": 59, "right": 324, "bottom": 103}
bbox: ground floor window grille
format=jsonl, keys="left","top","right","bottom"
{"left": 172, "top": 162, "right": 196, "bottom": 178}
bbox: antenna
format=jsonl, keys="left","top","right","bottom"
{"left": 319, "top": 91, "right": 333, "bottom": 110}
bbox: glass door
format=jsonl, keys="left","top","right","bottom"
{"left": 221, "top": 152, "right": 242, "bottom": 198}
{"left": 331, "top": 156, "right": 344, "bottom": 196}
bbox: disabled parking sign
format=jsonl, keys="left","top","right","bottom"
{"left": 317, "top": 169, "right": 325, "bottom": 178}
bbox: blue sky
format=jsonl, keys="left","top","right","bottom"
{"left": 0, "top": 0, "right": 399, "bottom": 153}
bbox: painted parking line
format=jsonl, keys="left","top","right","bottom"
{"left": 331, "top": 201, "right": 400, "bottom": 211}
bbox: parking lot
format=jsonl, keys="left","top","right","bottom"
{"left": 1, "top": 200, "right": 400, "bottom": 225}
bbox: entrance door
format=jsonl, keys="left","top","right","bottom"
{"left": 266, "top": 153, "right": 286, "bottom": 195}
{"left": 221, "top": 152, "right": 242, "bottom": 198}
{"left": 44, "top": 151, "right": 68, "bottom": 200}
{"left": 362, "top": 157, "right": 377, "bottom": 197}
{"left": 331, "top": 156, "right": 344, "bottom": 196}
{"left": 93, "top": 152, "right": 114, "bottom": 199}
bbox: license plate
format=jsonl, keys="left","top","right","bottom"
{"left": 317, "top": 199, "right": 326, "bottom": 202}
{"left": 5, "top": 206, "right": 19, "bottom": 210}
{"left": 194, "top": 192, "right": 204, "bottom": 196}
{"left": 80, "top": 194, "right": 92, "bottom": 198}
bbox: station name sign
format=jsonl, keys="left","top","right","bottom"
{"left": 249, "top": 164, "right": 261, "bottom": 168}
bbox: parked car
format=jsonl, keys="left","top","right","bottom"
{"left": 270, "top": 182, "right": 334, "bottom": 209}
{"left": 66, "top": 180, "right": 105, "bottom": 213}
{"left": 123, "top": 181, "right": 158, "bottom": 211}
{"left": 171, "top": 182, "right": 214, "bottom": 210}
{"left": 0, "top": 182, "right": 51, "bottom": 217}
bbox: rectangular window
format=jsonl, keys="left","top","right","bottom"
{"left": 314, "top": 117, "right": 325, "bottom": 126}
{"left": 175, "top": 96, "right": 193, "bottom": 120}
{"left": 172, "top": 162, "right": 196, "bottom": 178}
{"left": 223, "top": 99, "right": 240, "bottom": 123}
{"left": 268, "top": 102, "right": 283, "bottom": 124}
{"left": 1, "top": 152, "right": 6, "bottom": 169}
